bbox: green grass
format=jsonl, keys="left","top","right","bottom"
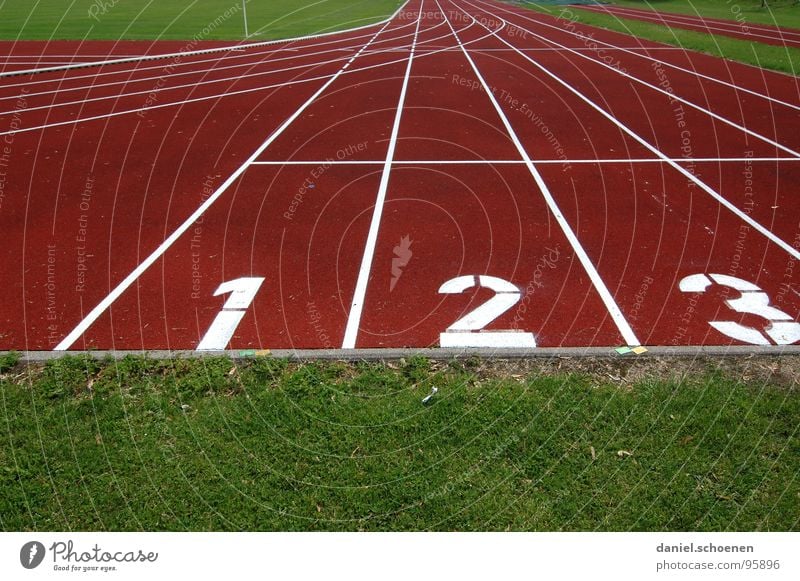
{"left": 609, "top": 0, "right": 800, "bottom": 30}
{"left": 1, "top": 355, "right": 797, "bottom": 531}
{"left": 0, "top": 0, "right": 404, "bottom": 41}
{"left": 519, "top": 1, "right": 800, "bottom": 74}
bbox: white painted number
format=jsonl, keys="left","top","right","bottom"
{"left": 439, "top": 275, "right": 536, "bottom": 348}
{"left": 197, "top": 277, "right": 265, "bottom": 350}
{"left": 679, "top": 273, "right": 800, "bottom": 345}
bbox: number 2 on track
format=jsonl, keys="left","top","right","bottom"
{"left": 679, "top": 273, "right": 800, "bottom": 345}
{"left": 439, "top": 275, "right": 536, "bottom": 348}
{"left": 197, "top": 277, "right": 264, "bottom": 350}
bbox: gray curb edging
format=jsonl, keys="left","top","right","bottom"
{"left": 6, "top": 345, "right": 800, "bottom": 362}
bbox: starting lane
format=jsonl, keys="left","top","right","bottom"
{"left": 2, "top": 0, "right": 799, "bottom": 352}
{"left": 439, "top": 0, "right": 800, "bottom": 348}
{"left": 29, "top": 1, "right": 425, "bottom": 352}
{"left": 0, "top": 3, "right": 418, "bottom": 351}
{"left": 353, "top": 4, "right": 629, "bottom": 348}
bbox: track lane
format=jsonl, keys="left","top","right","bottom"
{"left": 2, "top": 0, "right": 798, "bottom": 351}
{"left": 475, "top": 1, "right": 800, "bottom": 106}
{"left": 459, "top": 1, "right": 800, "bottom": 159}
{"left": 447, "top": 0, "right": 800, "bottom": 347}
{"left": 42, "top": 1, "right": 424, "bottom": 351}
{"left": 353, "top": 1, "right": 633, "bottom": 349}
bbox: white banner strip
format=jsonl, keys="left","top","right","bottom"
{"left": 1, "top": 532, "right": 798, "bottom": 580}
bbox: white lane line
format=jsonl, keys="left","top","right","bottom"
{"left": 0, "top": 54, "right": 158, "bottom": 58}
{"left": 587, "top": 4, "right": 800, "bottom": 39}
{"left": 440, "top": 2, "right": 640, "bottom": 347}
{"left": 478, "top": 0, "right": 800, "bottom": 113}
{"left": 0, "top": 16, "right": 498, "bottom": 138}
{"left": 53, "top": 13, "right": 402, "bottom": 352}
{"left": 469, "top": 2, "right": 800, "bottom": 158}
{"left": 341, "top": 3, "right": 424, "bottom": 349}
{"left": 0, "top": 20, "right": 425, "bottom": 103}
{"left": 583, "top": 5, "right": 800, "bottom": 45}
{"left": 1, "top": 1, "right": 412, "bottom": 79}
{"left": 0, "top": 16, "right": 455, "bottom": 120}
{"left": 0, "top": 16, "right": 423, "bottom": 94}
{"left": 462, "top": 0, "right": 800, "bottom": 262}
{"left": 250, "top": 156, "right": 797, "bottom": 165}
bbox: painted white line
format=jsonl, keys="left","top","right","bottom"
{"left": 0, "top": 17, "right": 427, "bottom": 103}
{"left": 1, "top": 1, "right": 412, "bottom": 79}
{"left": 471, "top": 2, "right": 800, "bottom": 158}
{"left": 583, "top": 5, "right": 800, "bottom": 45}
{"left": 0, "top": 54, "right": 157, "bottom": 58}
{"left": 250, "top": 156, "right": 797, "bottom": 165}
{"left": 587, "top": 4, "right": 800, "bottom": 39}
{"left": 461, "top": 0, "right": 800, "bottom": 263}
{"left": 440, "top": 1, "right": 640, "bottom": 347}
{"left": 0, "top": 17, "right": 463, "bottom": 120}
{"left": 53, "top": 12, "right": 402, "bottom": 352}
{"left": 0, "top": 18, "right": 453, "bottom": 119}
{"left": 478, "top": 0, "right": 800, "bottom": 113}
{"left": 341, "top": 3, "right": 424, "bottom": 350}
{"left": 0, "top": 17, "right": 423, "bottom": 93}
{"left": 0, "top": 15, "right": 501, "bottom": 138}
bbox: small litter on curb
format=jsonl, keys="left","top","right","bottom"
{"left": 422, "top": 387, "right": 438, "bottom": 405}
{"left": 615, "top": 346, "right": 648, "bottom": 356}
{"left": 239, "top": 349, "right": 272, "bottom": 358}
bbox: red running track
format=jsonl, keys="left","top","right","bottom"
{"left": 577, "top": 3, "right": 800, "bottom": 49}
{"left": 0, "top": 0, "right": 798, "bottom": 352}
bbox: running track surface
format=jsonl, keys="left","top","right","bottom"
{"left": 1, "top": 0, "right": 799, "bottom": 352}
{"left": 577, "top": 3, "right": 800, "bottom": 49}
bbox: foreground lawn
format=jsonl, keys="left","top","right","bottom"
{"left": 518, "top": 1, "right": 800, "bottom": 74}
{"left": 0, "top": 0, "right": 404, "bottom": 41}
{"left": 1, "top": 353, "right": 797, "bottom": 531}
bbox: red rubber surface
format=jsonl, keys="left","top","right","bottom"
{"left": 577, "top": 3, "right": 800, "bottom": 49}
{"left": 0, "top": 0, "right": 798, "bottom": 352}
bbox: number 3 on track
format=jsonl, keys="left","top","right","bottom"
{"left": 439, "top": 275, "right": 536, "bottom": 348}
{"left": 679, "top": 273, "right": 800, "bottom": 345}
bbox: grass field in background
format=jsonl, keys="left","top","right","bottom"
{"left": 609, "top": 0, "right": 800, "bottom": 30}
{"left": 0, "top": 0, "right": 404, "bottom": 41}
{"left": 1, "top": 353, "right": 797, "bottom": 531}
{"left": 519, "top": 1, "right": 800, "bottom": 74}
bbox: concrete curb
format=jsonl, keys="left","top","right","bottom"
{"left": 6, "top": 345, "right": 800, "bottom": 362}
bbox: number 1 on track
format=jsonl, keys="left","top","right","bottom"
{"left": 197, "top": 277, "right": 264, "bottom": 350}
